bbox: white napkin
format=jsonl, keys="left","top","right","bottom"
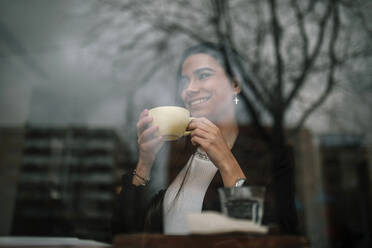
{"left": 186, "top": 211, "right": 268, "bottom": 235}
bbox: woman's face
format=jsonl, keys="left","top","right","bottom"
{"left": 180, "top": 53, "right": 240, "bottom": 121}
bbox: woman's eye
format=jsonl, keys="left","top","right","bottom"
{"left": 198, "top": 73, "right": 211, "bottom": 80}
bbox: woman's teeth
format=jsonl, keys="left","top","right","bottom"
{"left": 190, "top": 97, "right": 210, "bottom": 106}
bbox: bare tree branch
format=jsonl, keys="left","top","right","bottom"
{"left": 118, "top": 26, "right": 154, "bottom": 52}
{"left": 269, "top": 0, "right": 285, "bottom": 108}
{"left": 155, "top": 22, "right": 208, "bottom": 43}
{"left": 291, "top": 0, "right": 309, "bottom": 64}
{"left": 285, "top": 0, "right": 334, "bottom": 108}
{"left": 253, "top": 1, "right": 264, "bottom": 71}
{"left": 251, "top": 1, "right": 273, "bottom": 100}
{"left": 291, "top": 1, "right": 341, "bottom": 135}
{"left": 90, "top": 0, "right": 372, "bottom": 147}
{"left": 306, "top": 0, "right": 320, "bottom": 13}
{"left": 211, "top": 0, "right": 270, "bottom": 142}
{"left": 213, "top": 0, "right": 273, "bottom": 112}
{"left": 354, "top": 7, "right": 372, "bottom": 39}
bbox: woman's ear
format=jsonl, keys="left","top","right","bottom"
{"left": 231, "top": 78, "right": 241, "bottom": 94}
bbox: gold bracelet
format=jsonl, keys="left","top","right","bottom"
{"left": 133, "top": 169, "right": 150, "bottom": 186}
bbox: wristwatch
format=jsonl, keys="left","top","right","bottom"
{"left": 234, "top": 178, "right": 246, "bottom": 187}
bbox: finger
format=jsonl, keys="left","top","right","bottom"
{"left": 196, "top": 117, "right": 216, "bottom": 128}
{"left": 190, "top": 128, "right": 209, "bottom": 140}
{"left": 136, "top": 115, "right": 153, "bottom": 136}
{"left": 139, "top": 109, "right": 149, "bottom": 119}
{"left": 188, "top": 120, "right": 211, "bottom": 133}
{"left": 191, "top": 135, "right": 206, "bottom": 148}
{"left": 141, "top": 135, "right": 163, "bottom": 151}
{"left": 188, "top": 117, "right": 215, "bottom": 128}
{"left": 138, "top": 125, "right": 158, "bottom": 144}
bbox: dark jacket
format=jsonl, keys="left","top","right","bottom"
{"left": 112, "top": 126, "right": 299, "bottom": 235}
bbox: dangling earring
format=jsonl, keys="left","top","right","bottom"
{"left": 233, "top": 93, "right": 239, "bottom": 104}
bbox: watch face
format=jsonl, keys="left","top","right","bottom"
{"left": 235, "top": 179, "right": 246, "bottom": 187}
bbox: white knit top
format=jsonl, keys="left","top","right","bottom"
{"left": 163, "top": 148, "right": 218, "bottom": 234}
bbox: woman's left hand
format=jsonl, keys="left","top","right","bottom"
{"left": 187, "top": 117, "right": 236, "bottom": 172}
{"left": 188, "top": 117, "right": 246, "bottom": 187}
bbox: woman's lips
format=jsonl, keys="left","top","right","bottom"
{"left": 188, "top": 96, "right": 211, "bottom": 107}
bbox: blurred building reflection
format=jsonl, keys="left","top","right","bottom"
{"left": 1, "top": 125, "right": 371, "bottom": 247}
{"left": 0, "top": 127, "right": 25, "bottom": 236}
{"left": 9, "top": 126, "right": 129, "bottom": 242}
{"left": 319, "top": 134, "right": 371, "bottom": 248}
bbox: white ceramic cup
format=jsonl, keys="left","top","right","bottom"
{"left": 148, "top": 106, "right": 194, "bottom": 141}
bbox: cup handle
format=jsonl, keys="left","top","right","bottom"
{"left": 183, "top": 117, "right": 195, "bottom": 136}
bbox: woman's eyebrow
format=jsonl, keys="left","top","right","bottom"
{"left": 193, "top": 67, "right": 215, "bottom": 75}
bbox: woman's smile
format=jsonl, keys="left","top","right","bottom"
{"left": 188, "top": 96, "right": 212, "bottom": 108}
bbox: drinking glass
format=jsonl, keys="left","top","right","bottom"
{"left": 218, "top": 186, "right": 266, "bottom": 224}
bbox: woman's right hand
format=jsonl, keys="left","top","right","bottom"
{"left": 136, "top": 109, "right": 164, "bottom": 170}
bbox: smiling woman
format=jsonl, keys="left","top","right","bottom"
{"left": 111, "top": 42, "right": 299, "bottom": 235}
{"left": 180, "top": 53, "right": 240, "bottom": 124}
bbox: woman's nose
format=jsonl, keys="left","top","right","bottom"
{"left": 184, "top": 80, "right": 199, "bottom": 95}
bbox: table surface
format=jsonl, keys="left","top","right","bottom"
{"left": 114, "top": 233, "right": 310, "bottom": 248}
{"left": 0, "top": 235, "right": 309, "bottom": 248}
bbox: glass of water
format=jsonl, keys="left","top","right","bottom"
{"left": 218, "top": 186, "right": 266, "bottom": 224}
